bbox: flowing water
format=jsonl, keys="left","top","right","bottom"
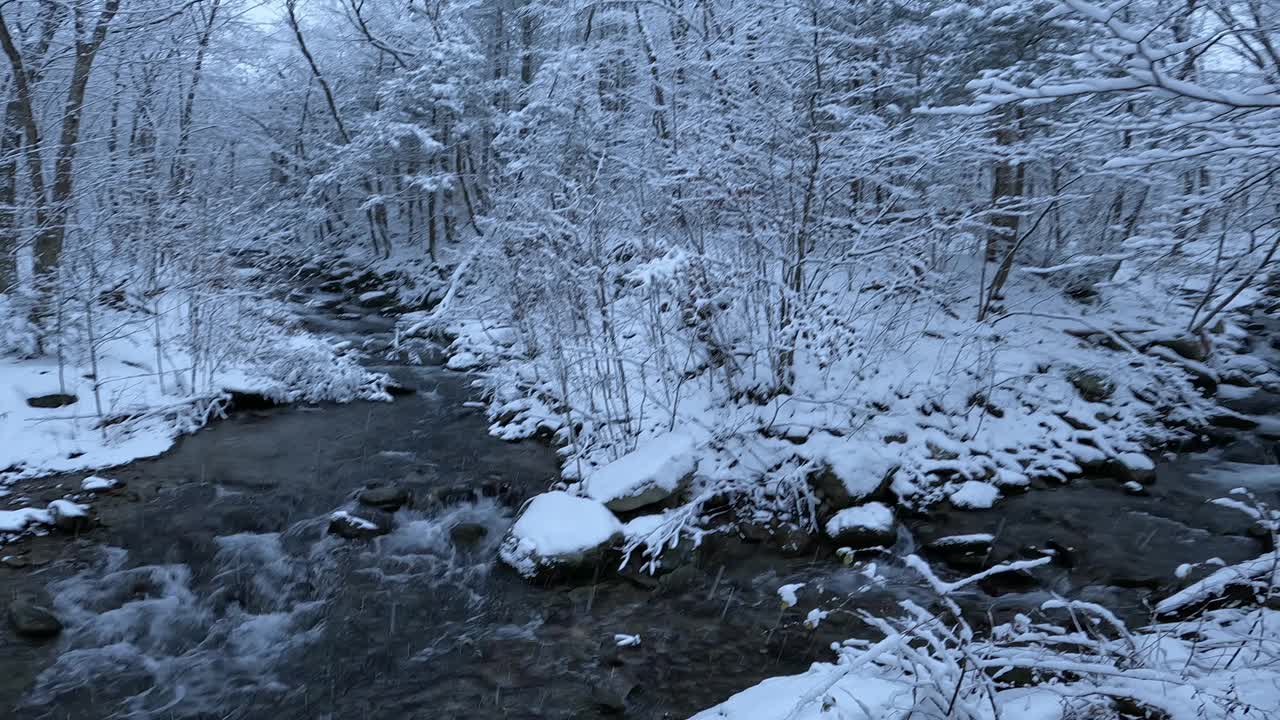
{"left": 1, "top": 293, "right": 1275, "bottom": 719}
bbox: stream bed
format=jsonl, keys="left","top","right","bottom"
{"left": 1, "top": 293, "right": 1275, "bottom": 719}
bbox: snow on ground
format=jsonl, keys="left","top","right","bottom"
{"left": 696, "top": 563, "right": 1280, "bottom": 720}
{"left": 0, "top": 506, "right": 53, "bottom": 534}
{"left": 410, "top": 252, "right": 1255, "bottom": 555}
{"left": 498, "top": 491, "right": 623, "bottom": 577}
{"left": 0, "top": 291, "right": 389, "bottom": 486}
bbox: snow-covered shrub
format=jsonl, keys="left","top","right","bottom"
{"left": 0, "top": 294, "right": 38, "bottom": 357}
{"left": 258, "top": 340, "right": 390, "bottom": 404}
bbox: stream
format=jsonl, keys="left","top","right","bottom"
{"left": 1, "top": 286, "right": 1275, "bottom": 719}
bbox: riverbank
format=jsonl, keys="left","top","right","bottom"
{"left": 3, "top": 256, "right": 1278, "bottom": 719}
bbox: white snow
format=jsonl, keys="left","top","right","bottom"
{"left": 777, "top": 583, "right": 805, "bottom": 609}
{"left": 1117, "top": 452, "right": 1154, "bottom": 472}
{"left": 0, "top": 293, "right": 389, "bottom": 486}
{"left": 825, "top": 502, "right": 894, "bottom": 536}
{"left": 48, "top": 499, "right": 89, "bottom": 518}
{"left": 0, "top": 498, "right": 88, "bottom": 537}
{"left": 329, "top": 510, "right": 378, "bottom": 531}
{"left": 613, "top": 633, "right": 641, "bottom": 647}
{"left": 583, "top": 431, "right": 699, "bottom": 511}
{"left": 949, "top": 481, "right": 1000, "bottom": 509}
{"left": 358, "top": 290, "right": 388, "bottom": 302}
{"left": 498, "top": 491, "right": 623, "bottom": 577}
{"left": 81, "top": 475, "right": 121, "bottom": 491}
{"left": 1156, "top": 551, "right": 1279, "bottom": 615}
{"left": 0, "top": 506, "right": 52, "bottom": 533}
{"left": 929, "top": 533, "right": 994, "bottom": 547}
{"left": 445, "top": 351, "right": 482, "bottom": 371}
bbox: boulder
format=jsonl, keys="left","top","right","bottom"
{"left": 949, "top": 481, "right": 1000, "bottom": 510}
{"left": 1068, "top": 369, "right": 1114, "bottom": 403}
{"left": 81, "top": 475, "right": 124, "bottom": 492}
{"left": 449, "top": 522, "right": 489, "bottom": 545}
{"left": 358, "top": 484, "right": 410, "bottom": 511}
{"left": 804, "top": 441, "right": 897, "bottom": 510}
{"left": 1221, "top": 436, "right": 1276, "bottom": 464}
{"left": 328, "top": 510, "right": 392, "bottom": 540}
{"left": 26, "top": 393, "right": 77, "bottom": 409}
{"left": 824, "top": 502, "right": 896, "bottom": 549}
{"left": 499, "top": 491, "right": 623, "bottom": 579}
{"left": 1149, "top": 335, "right": 1210, "bottom": 362}
{"left": 8, "top": 595, "right": 62, "bottom": 638}
{"left": 583, "top": 432, "right": 698, "bottom": 512}
{"left": 1107, "top": 452, "right": 1156, "bottom": 484}
{"left": 48, "top": 500, "right": 91, "bottom": 533}
{"left": 591, "top": 672, "right": 638, "bottom": 712}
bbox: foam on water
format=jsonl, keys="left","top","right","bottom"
{"left": 21, "top": 499, "right": 517, "bottom": 718}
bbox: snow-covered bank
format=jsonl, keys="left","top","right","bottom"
{"left": 0, "top": 286, "right": 391, "bottom": 494}
{"left": 402, "top": 252, "right": 1277, "bottom": 563}
{"left": 694, "top": 495, "right": 1280, "bottom": 720}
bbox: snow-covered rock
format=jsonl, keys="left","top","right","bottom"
{"left": 824, "top": 502, "right": 896, "bottom": 548}
{"left": 0, "top": 507, "right": 52, "bottom": 534}
{"left": 328, "top": 510, "right": 391, "bottom": 540}
{"left": 446, "top": 351, "right": 482, "bottom": 371}
{"left": 583, "top": 432, "right": 698, "bottom": 512}
{"left": 81, "top": 475, "right": 123, "bottom": 492}
{"left": 802, "top": 437, "right": 897, "bottom": 509}
{"left": 924, "top": 533, "right": 994, "bottom": 571}
{"left": 47, "top": 500, "right": 91, "bottom": 533}
{"left": 689, "top": 663, "right": 910, "bottom": 720}
{"left": 499, "top": 491, "right": 624, "bottom": 578}
{"left": 1113, "top": 451, "right": 1155, "bottom": 483}
{"left": 949, "top": 481, "right": 1000, "bottom": 509}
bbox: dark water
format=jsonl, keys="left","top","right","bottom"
{"left": 0, "top": 296, "right": 1274, "bottom": 719}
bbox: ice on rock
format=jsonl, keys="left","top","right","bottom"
{"left": 499, "top": 491, "right": 623, "bottom": 578}
{"left": 583, "top": 432, "right": 699, "bottom": 512}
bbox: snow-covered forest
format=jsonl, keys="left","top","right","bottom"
{"left": 1, "top": 0, "right": 1278, "bottom": 718}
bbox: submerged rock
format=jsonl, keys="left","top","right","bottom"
{"left": 8, "top": 595, "right": 62, "bottom": 638}
{"left": 591, "top": 672, "right": 639, "bottom": 712}
{"left": 358, "top": 484, "right": 410, "bottom": 510}
{"left": 499, "top": 491, "right": 623, "bottom": 579}
{"left": 449, "top": 522, "right": 489, "bottom": 545}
